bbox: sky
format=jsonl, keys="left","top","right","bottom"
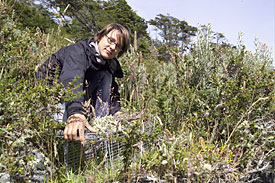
{"left": 126, "top": 0, "right": 275, "bottom": 65}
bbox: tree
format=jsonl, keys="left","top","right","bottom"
{"left": 148, "top": 14, "right": 197, "bottom": 51}
{"left": 7, "top": 0, "right": 57, "bottom": 33}
{"left": 42, "top": 0, "right": 149, "bottom": 42}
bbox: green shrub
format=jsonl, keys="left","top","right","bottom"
{"left": 118, "top": 24, "right": 274, "bottom": 182}
{"left": 0, "top": 5, "right": 73, "bottom": 181}
{"left": 1, "top": 1, "right": 274, "bottom": 181}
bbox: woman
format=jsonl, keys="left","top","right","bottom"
{"left": 36, "top": 23, "right": 130, "bottom": 143}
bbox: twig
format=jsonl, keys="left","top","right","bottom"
{"left": 223, "top": 97, "right": 269, "bottom": 148}
{"left": 86, "top": 153, "right": 107, "bottom": 183}
{"left": 0, "top": 67, "right": 4, "bottom": 80}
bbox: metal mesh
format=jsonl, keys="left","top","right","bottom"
{"left": 56, "top": 120, "right": 154, "bottom": 172}
{"left": 57, "top": 131, "right": 125, "bottom": 172}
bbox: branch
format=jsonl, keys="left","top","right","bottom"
{"left": 224, "top": 97, "right": 269, "bottom": 147}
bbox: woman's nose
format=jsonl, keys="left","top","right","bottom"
{"left": 110, "top": 44, "right": 116, "bottom": 50}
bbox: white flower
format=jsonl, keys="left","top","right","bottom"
{"left": 161, "top": 160, "right": 168, "bottom": 165}
{"left": 203, "top": 163, "right": 212, "bottom": 171}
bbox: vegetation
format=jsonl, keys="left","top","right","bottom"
{"left": 0, "top": 0, "right": 274, "bottom": 182}
{"left": 148, "top": 14, "right": 197, "bottom": 49}
{"left": 6, "top": 0, "right": 57, "bottom": 33}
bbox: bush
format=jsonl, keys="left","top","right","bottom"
{"left": 0, "top": 5, "right": 71, "bottom": 181}
{"left": 1, "top": 2, "right": 274, "bottom": 181}
{"left": 118, "top": 24, "right": 274, "bottom": 182}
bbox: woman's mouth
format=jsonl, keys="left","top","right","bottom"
{"left": 105, "top": 49, "right": 111, "bottom": 54}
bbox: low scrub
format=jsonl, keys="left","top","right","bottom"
{"left": 117, "top": 25, "right": 274, "bottom": 182}
{"left": 0, "top": 2, "right": 274, "bottom": 182}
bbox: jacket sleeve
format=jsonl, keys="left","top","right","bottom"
{"left": 57, "top": 45, "right": 88, "bottom": 117}
{"left": 35, "top": 54, "right": 60, "bottom": 86}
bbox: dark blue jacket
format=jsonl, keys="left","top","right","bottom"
{"left": 35, "top": 38, "right": 123, "bottom": 117}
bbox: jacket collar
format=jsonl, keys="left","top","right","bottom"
{"left": 87, "top": 39, "right": 123, "bottom": 78}
{"left": 89, "top": 41, "right": 106, "bottom": 65}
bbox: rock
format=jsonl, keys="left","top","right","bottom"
{"left": 33, "top": 151, "right": 46, "bottom": 171}
{"left": 0, "top": 173, "right": 11, "bottom": 183}
{"left": 31, "top": 170, "right": 47, "bottom": 183}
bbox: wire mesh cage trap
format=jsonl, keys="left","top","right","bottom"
{"left": 59, "top": 131, "right": 126, "bottom": 172}
{"left": 56, "top": 118, "right": 155, "bottom": 173}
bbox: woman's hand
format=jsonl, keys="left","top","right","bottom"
{"left": 64, "top": 113, "right": 98, "bottom": 144}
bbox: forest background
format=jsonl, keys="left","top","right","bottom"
{"left": 0, "top": 0, "right": 274, "bottom": 182}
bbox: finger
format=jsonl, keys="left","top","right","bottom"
{"left": 79, "top": 126, "right": 85, "bottom": 144}
{"left": 67, "top": 124, "right": 74, "bottom": 141}
{"left": 72, "top": 122, "right": 79, "bottom": 141}
{"left": 85, "top": 122, "right": 98, "bottom": 133}
{"left": 64, "top": 126, "right": 68, "bottom": 140}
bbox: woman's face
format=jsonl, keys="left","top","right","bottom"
{"left": 98, "top": 30, "right": 122, "bottom": 60}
